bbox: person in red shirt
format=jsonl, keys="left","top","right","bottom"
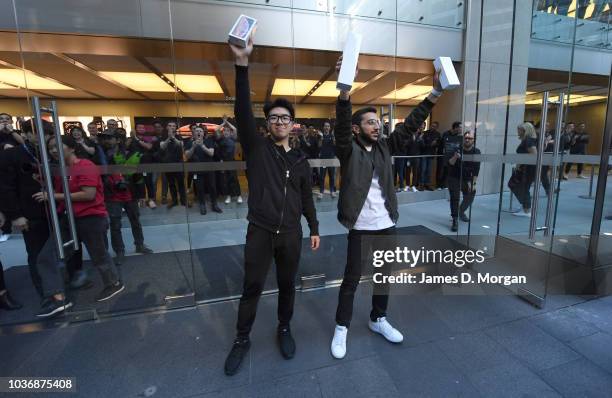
{"left": 33, "top": 135, "right": 124, "bottom": 317}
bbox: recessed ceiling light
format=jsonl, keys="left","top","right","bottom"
{"left": 164, "top": 74, "right": 223, "bottom": 93}
{"left": 383, "top": 85, "right": 431, "bottom": 100}
{"left": 99, "top": 71, "right": 174, "bottom": 92}
{"left": 0, "top": 68, "right": 74, "bottom": 90}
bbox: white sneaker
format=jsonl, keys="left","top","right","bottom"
{"left": 403, "top": 187, "right": 409, "bottom": 192}
{"left": 0, "top": 234, "right": 9, "bottom": 243}
{"left": 331, "top": 325, "right": 348, "bottom": 359}
{"left": 512, "top": 211, "right": 531, "bottom": 218}
{"left": 237, "top": 196, "right": 243, "bottom": 204}
{"left": 411, "top": 186, "right": 418, "bottom": 192}
{"left": 331, "top": 191, "right": 338, "bottom": 198}
{"left": 317, "top": 193, "right": 323, "bottom": 200}
{"left": 224, "top": 196, "right": 231, "bottom": 204}
{"left": 577, "top": 174, "right": 587, "bottom": 179}
{"left": 368, "top": 317, "right": 403, "bottom": 343}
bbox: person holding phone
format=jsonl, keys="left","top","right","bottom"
{"left": 223, "top": 29, "right": 320, "bottom": 376}
{"left": 331, "top": 55, "right": 445, "bottom": 359}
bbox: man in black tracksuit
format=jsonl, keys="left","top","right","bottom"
{"left": 330, "top": 57, "right": 445, "bottom": 359}
{"left": 224, "top": 32, "right": 320, "bottom": 376}
{"left": 447, "top": 131, "right": 480, "bottom": 231}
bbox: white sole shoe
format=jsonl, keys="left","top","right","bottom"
{"left": 331, "top": 325, "right": 348, "bottom": 359}
{"left": 368, "top": 317, "right": 403, "bottom": 343}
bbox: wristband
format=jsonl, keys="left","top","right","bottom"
{"left": 430, "top": 88, "right": 442, "bottom": 97}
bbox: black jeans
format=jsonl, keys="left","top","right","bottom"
{"left": 541, "top": 166, "right": 551, "bottom": 194}
{"left": 225, "top": 170, "right": 241, "bottom": 197}
{"left": 406, "top": 160, "right": 419, "bottom": 187}
{"left": 394, "top": 158, "right": 407, "bottom": 189}
{"left": 166, "top": 172, "right": 187, "bottom": 205}
{"left": 436, "top": 157, "right": 447, "bottom": 188}
{"left": 236, "top": 223, "right": 303, "bottom": 338}
{"left": 194, "top": 172, "right": 218, "bottom": 205}
{"left": 336, "top": 226, "right": 395, "bottom": 328}
{"left": 106, "top": 200, "right": 145, "bottom": 254}
{"left": 510, "top": 168, "right": 535, "bottom": 210}
{"left": 564, "top": 162, "right": 584, "bottom": 176}
{"left": 143, "top": 172, "right": 157, "bottom": 201}
{"left": 447, "top": 176, "right": 476, "bottom": 218}
{"left": 161, "top": 173, "right": 168, "bottom": 200}
{"left": 22, "top": 218, "right": 50, "bottom": 297}
{"left": 319, "top": 166, "right": 336, "bottom": 193}
{"left": 37, "top": 215, "right": 119, "bottom": 297}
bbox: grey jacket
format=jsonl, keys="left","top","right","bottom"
{"left": 334, "top": 97, "right": 434, "bottom": 230}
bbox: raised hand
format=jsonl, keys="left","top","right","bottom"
{"left": 229, "top": 27, "right": 256, "bottom": 66}
{"left": 432, "top": 70, "right": 443, "bottom": 92}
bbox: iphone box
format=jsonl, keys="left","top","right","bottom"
{"left": 336, "top": 32, "right": 362, "bottom": 91}
{"left": 228, "top": 15, "right": 257, "bottom": 48}
{"left": 433, "top": 57, "right": 460, "bottom": 90}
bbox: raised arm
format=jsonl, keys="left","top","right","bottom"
{"left": 334, "top": 56, "right": 354, "bottom": 162}
{"left": 399, "top": 71, "right": 444, "bottom": 139}
{"left": 230, "top": 32, "right": 261, "bottom": 157}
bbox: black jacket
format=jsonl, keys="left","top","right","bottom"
{"left": 448, "top": 146, "right": 481, "bottom": 180}
{"left": 0, "top": 144, "right": 47, "bottom": 222}
{"left": 235, "top": 65, "right": 318, "bottom": 236}
{"left": 335, "top": 97, "right": 434, "bottom": 230}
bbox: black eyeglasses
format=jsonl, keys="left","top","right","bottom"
{"left": 268, "top": 115, "right": 292, "bottom": 124}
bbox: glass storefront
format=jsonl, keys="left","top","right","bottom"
{"left": 0, "top": 0, "right": 609, "bottom": 328}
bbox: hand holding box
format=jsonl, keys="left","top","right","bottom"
{"left": 433, "top": 57, "right": 460, "bottom": 91}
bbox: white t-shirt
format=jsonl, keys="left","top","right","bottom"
{"left": 353, "top": 168, "right": 395, "bottom": 231}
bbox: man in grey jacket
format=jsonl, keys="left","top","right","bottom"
{"left": 330, "top": 57, "right": 445, "bottom": 359}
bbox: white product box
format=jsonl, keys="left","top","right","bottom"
{"left": 228, "top": 15, "right": 257, "bottom": 48}
{"left": 433, "top": 57, "right": 460, "bottom": 91}
{"left": 336, "top": 32, "right": 362, "bottom": 91}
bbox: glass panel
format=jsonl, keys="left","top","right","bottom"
{"left": 288, "top": 1, "right": 399, "bottom": 286}
{"left": 460, "top": 0, "right": 580, "bottom": 304}
{"left": 0, "top": 0, "right": 52, "bottom": 326}
{"left": 168, "top": 2, "right": 248, "bottom": 302}
{"left": 6, "top": 0, "right": 195, "bottom": 322}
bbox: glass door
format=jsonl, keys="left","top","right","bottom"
{"left": 460, "top": 0, "right": 589, "bottom": 307}
{"left": 3, "top": 0, "right": 197, "bottom": 324}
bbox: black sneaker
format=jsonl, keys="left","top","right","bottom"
{"left": 96, "top": 282, "right": 125, "bottom": 302}
{"left": 36, "top": 297, "right": 72, "bottom": 317}
{"left": 135, "top": 244, "right": 153, "bottom": 254}
{"left": 277, "top": 326, "right": 296, "bottom": 359}
{"left": 212, "top": 203, "right": 223, "bottom": 213}
{"left": 459, "top": 213, "right": 470, "bottom": 222}
{"left": 224, "top": 338, "right": 251, "bottom": 376}
{"left": 199, "top": 203, "right": 207, "bottom": 215}
{"left": 0, "top": 291, "right": 22, "bottom": 310}
{"left": 451, "top": 218, "right": 458, "bottom": 232}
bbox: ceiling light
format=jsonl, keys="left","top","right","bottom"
{"left": 0, "top": 68, "right": 74, "bottom": 90}
{"left": 311, "top": 81, "right": 363, "bottom": 97}
{"left": 525, "top": 94, "right": 606, "bottom": 105}
{"left": 272, "top": 79, "right": 319, "bottom": 96}
{"left": 99, "top": 71, "right": 174, "bottom": 92}
{"left": 383, "top": 85, "right": 431, "bottom": 100}
{"left": 164, "top": 74, "right": 223, "bottom": 93}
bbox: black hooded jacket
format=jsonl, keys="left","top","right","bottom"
{"left": 234, "top": 65, "right": 318, "bottom": 236}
